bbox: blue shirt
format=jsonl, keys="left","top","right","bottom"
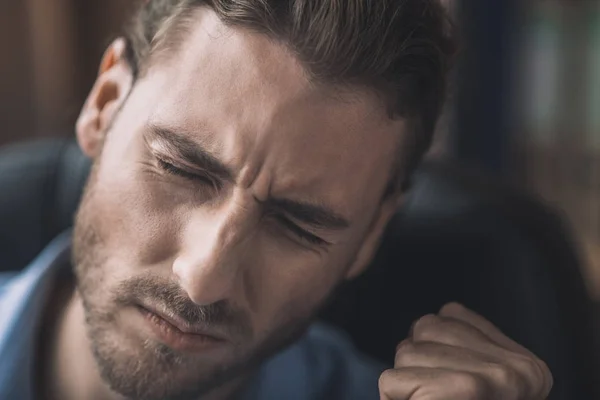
{"left": 0, "top": 233, "right": 385, "bottom": 400}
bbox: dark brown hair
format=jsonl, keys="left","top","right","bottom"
{"left": 124, "top": 0, "right": 456, "bottom": 189}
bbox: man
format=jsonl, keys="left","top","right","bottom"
{"left": 0, "top": 1, "right": 552, "bottom": 399}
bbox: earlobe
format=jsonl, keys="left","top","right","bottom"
{"left": 345, "top": 194, "right": 404, "bottom": 280}
{"left": 76, "top": 38, "right": 133, "bottom": 158}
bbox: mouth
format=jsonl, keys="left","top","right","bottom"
{"left": 135, "top": 304, "right": 226, "bottom": 352}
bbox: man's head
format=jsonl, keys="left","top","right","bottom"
{"left": 72, "top": 1, "right": 454, "bottom": 399}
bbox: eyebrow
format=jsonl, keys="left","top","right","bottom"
{"left": 146, "top": 123, "right": 235, "bottom": 182}
{"left": 267, "top": 198, "right": 350, "bottom": 231}
{"left": 147, "top": 123, "right": 351, "bottom": 231}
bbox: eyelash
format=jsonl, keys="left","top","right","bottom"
{"left": 157, "top": 159, "right": 216, "bottom": 187}
{"left": 275, "top": 215, "right": 327, "bottom": 246}
{"left": 158, "top": 159, "right": 327, "bottom": 247}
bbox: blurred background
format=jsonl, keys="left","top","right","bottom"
{"left": 0, "top": 0, "right": 135, "bottom": 146}
{"left": 1, "top": 0, "right": 600, "bottom": 302}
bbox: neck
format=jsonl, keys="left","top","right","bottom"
{"left": 39, "top": 282, "right": 124, "bottom": 400}
{"left": 39, "top": 283, "right": 249, "bottom": 400}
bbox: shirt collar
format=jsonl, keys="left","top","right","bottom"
{"left": 0, "top": 231, "right": 72, "bottom": 400}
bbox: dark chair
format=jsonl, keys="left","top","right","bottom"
{"left": 0, "top": 138, "right": 597, "bottom": 400}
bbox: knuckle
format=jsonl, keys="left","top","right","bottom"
{"left": 536, "top": 358, "right": 552, "bottom": 377}
{"left": 378, "top": 369, "right": 396, "bottom": 393}
{"left": 487, "top": 363, "right": 521, "bottom": 399}
{"left": 439, "top": 302, "right": 465, "bottom": 315}
{"left": 488, "top": 362, "right": 519, "bottom": 387}
{"left": 412, "top": 314, "right": 461, "bottom": 345}
{"left": 394, "top": 341, "right": 417, "bottom": 366}
{"left": 537, "top": 359, "right": 554, "bottom": 395}
{"left": 411, "top": 314, "right": 442, "bottom": 341}
{"left": 514, "top": 354, "right": 538, "bottom": 372}
{"left": 513, "top": 355, "right": 543, "bottom": 382}
{"left": 514, "top": 355, "right": 553, "bottom": 397}
{"left": 452, "top": 372, "right": 488, "bottom": 400}
{"left": 395, "top": 339, "right": 411, "bottom": 352}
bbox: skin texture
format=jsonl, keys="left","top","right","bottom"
{"left": 379, "top": 303, "right": 553, "bottom": 400}
{"left": 45, "top": 7, "right": 553, "bottom": 400}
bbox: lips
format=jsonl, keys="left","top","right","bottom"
{"left": 141, "top": 303, "right": 220, "bottom": 336}
{"left": 136, "top": 303, "right": 226, "bottom": 351}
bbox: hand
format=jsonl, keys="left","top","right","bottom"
{"left": 378, "top": 303, "right": 553, "bottom": 400}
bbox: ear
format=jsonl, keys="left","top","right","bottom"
{"left": 345, "top": 193, "right": 404, "bottom": 280}
{"left": 76, "top": 38, "right": 134, "bottom": 158}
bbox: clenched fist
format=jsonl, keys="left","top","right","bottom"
{"left": 379, "top": 303, "right": 553, "bottom": 400}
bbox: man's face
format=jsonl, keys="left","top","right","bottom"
{"left": 73, "top": 8, "right": 406, "bottom": 400}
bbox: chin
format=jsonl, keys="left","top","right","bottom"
{"left": 83, "top": 309, "right": 235, "bottom": 400}
{"left": 89, "top": 329, "right": 233, "bottom": 400}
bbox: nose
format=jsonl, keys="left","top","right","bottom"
{"left": 172, "top": 200, "right": 255, "bottom": 306}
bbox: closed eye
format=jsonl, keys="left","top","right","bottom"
{"left": 274, "top": 215, "right": 328, "bottom": 246}
{"left": 157, "top": 159, "right": 216, "bottom": 188}
{"left": 158, "top": 158, "right": 327, "bottom": 246}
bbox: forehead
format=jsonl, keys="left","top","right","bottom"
{"left": 138, "top": 7, "right": 406, "bottom": 216}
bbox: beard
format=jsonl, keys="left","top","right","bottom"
{"left": 71, "top": 163, "right": 319, "bottom": 400}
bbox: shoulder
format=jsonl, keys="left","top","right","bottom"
{"left": 248, "top": 323, "right": 386, "bottom": 400}
{"left": 0, "top": 272, "right": 18, "bottom": 297}
{"left": 302, "top": 324, "right": 386, "bottom": 399}
{"left": 0, "top": 272, "right": 24, "bottom": 333}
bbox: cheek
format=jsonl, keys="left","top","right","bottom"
{"left": 243, "top": 232, "right": 347, "bottom": 336}
{"left": 88, "top": 149, "right": 183, "bottom": 272}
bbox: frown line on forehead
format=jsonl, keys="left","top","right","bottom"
{"left": 144, "top": 122, "right": 352, "bottom": 231}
